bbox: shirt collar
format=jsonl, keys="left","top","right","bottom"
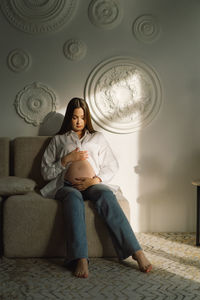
{"left": 68, "top": 129, "right": 90, "bottom": 140}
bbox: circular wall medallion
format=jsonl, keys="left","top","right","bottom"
{"left": 63, "top": 39, "right": 87, "bottom": 61}
{"left": 0, "top": 0, "right": 78, "bottom": 34}
{"left": 14, "top": 82, "right": 57, "bottom": 126}
{"left": 7, "top": 49, "right": 31, "bottom": 72}
{"left": 84, "top": 57, "right": 162, "bottom": 133}
{"left": 133, "top": 15, "right": 161, "bottom": 43}
{"left": 88, "top": 0, "right": 123, "bottom": 29}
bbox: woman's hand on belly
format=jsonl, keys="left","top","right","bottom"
{"left": 73, "top": 176, "right": 101, "bottom": 191}
{"left": 61, "top": 148, "right": 88, "bottom": 167}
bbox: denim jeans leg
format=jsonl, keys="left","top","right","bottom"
{"left": 55, "top": 185, "right": 88, "bottom": 264}
{"left": 83, "top": 184, "right": 142, "bottom": 260}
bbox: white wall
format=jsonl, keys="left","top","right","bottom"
{"left": 0, "top": 0, "right": 200, "bottom": 232}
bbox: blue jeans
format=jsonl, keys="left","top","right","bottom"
{"left": 55, "top": 182, "right": 141, "bottom": 264}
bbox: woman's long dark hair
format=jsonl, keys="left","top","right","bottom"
{"left": 57, "top": 97, "right": 96, "bottom": 135}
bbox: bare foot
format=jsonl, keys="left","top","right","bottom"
{"left": 74, "top": 258, "right": 89, "bottom": 278}
{"left": 132, "top": 250, "right": 152, "bottom": 273}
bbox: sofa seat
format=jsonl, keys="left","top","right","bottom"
{"left": 4, "top": 191, "right": 130, "bottom": 258}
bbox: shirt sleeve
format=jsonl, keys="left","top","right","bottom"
{"left": 41, "top": 136, "right": 66, "bottom": 181}
{"left": 96, "top": 133, "right": 119, "bottom": 183}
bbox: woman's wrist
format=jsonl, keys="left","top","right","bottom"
{"left": 61, "top": 154, "right": 71, "bottom": 167}
{"left": 61, "top": 157, "right": 66, "bottom": 167}
{"left": 93, "top": 175, "right": 102, "bottom": 183}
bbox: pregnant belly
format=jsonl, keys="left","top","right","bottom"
{"left": 64, "top": 160, "right": 95, "bottom": 184}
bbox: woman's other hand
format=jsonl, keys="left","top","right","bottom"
{"left": 73, "top": 176, "right": 101, "bottom": 191}
{"left": 61, "top": 148, "right": 88, "bottom": 167}
{"left": 70, "top": 148, "right": 88, "bottom": 162}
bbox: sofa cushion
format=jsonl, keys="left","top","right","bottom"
{"left": 0, "top": 176, "right": 36, "bottom": 196}
{"left": 13, "top": 136, "right": 51, "bottom": 188}
{"left": 3, "top": 192, "right": 66, "bottom": 257}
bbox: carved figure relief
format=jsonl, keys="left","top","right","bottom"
{"left": 84, "top": 57, "right": 162, "bottom": 133}
{"left": 7, "top": 49, "right": 31, "bottom": 73}
{"left": 0, "top": 0, "right": 78, "bottom": 34}
{"left": 14, "top": 82, "right": 57, "bottom": 126}
{"left": 132, "top": 15, "right": 161, "bottom": 43}
{"left": 63, "top": 39, "right": 87, "bottom": 61}
{"left": 88, "top": 0, "right": 123, "bottom": 29}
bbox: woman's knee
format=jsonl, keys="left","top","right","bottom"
{"left": 87, "top": 184, "right": 116, "bottom": 203}
{"left": 56, "top": 186, "right": 82, "bottom": 202}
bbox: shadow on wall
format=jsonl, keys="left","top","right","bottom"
{"left": 38, "top": 112, "right": 64, "bottom": 136}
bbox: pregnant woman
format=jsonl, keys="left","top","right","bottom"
{"left": 40, "top": 97, "right": 152, "bottom": 278}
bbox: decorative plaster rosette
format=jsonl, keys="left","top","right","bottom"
{"left": 7, "top": 49, "right": 31, "bottom": 72}
{"left": 88, "top": 0, "right": 123, "bottom": 29}
{"left": 133, "top": 15, "right": 161, "bottom": 43}
{"left": 14, "top": 82, "right": 57, "bottom": 126}
{"left": 84, "top": 57, "right": 162, "bottom": 133}
{"left": 0, "top": 0, "right": 78, "bottom": 34}
{"left": 63, "top": 39, "right": 87, "bottom": 61}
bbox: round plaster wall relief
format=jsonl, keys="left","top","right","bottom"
{"left": 63, "top": 39, "right": 87, "bottom": 61}
{"left": 14, "top": 82, "right": 57, "bottom": 126}
{"left": 7, "top": 49, "right": 31, "bottom": 72}
{"left": 84, "top": 57, "right": 162, "bottom": 133}
{"left": 133, "top": 15, "right": 161, "bottom": 43}
{"left": 88, "top": 0, "right": 123, "bottom": 29}
{"left": 0, "top": 0, "right": 78, "bottom": 34}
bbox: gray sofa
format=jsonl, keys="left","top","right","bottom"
{"left": 0, "top": 136, "right": 130, "bottom": 258}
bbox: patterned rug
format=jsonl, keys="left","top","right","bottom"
{"left": 1, "top": 233, "right": 200, "bottom": 300}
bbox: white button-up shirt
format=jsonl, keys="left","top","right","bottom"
{"left": 40, "top": 130, "right": 119, "bottom": 198}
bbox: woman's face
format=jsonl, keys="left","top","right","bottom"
{"left": 71, "top": 108, "right": 86, "bottom": 133}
